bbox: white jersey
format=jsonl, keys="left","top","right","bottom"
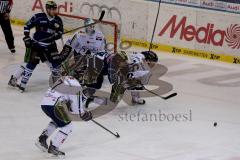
{"left": 128, "top": 52, "right": 152, "bottom": 85}
{"left": 66, "top": 30, "right": 106, "bottom": 54}
{"left": 41, "top": 76, "right": 85, "bottom": 114}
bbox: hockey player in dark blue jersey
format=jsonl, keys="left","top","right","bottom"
{"left": 8, "top": 1, "right": 64, "bottom": 92}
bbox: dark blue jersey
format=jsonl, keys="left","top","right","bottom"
{"left": 24, "top": 13, "right": 63, "bottom": 45}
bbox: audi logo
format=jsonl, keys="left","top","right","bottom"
{"left": 80, "top": 2, "right": 121, "bottom": 21}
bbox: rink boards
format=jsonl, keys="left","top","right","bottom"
{"left": 9, "top": 0, "right": 240, "bottom": 64}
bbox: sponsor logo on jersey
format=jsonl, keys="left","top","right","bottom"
{"left": 40, "top": 20, "right": 48, "bottom": 24}
{"left": 159, "top": 15, "right": 240, "bottom": 49}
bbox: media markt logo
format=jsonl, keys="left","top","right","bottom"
{"left": 159, "top": 15, "right": 240, "bottom": 49}
{"left": 225, "top": 24, "right": 240, "bottom": 49}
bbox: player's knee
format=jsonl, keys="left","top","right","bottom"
{"left": 59, "top": 122, "right": 73, "bottom": 135}
{"left": 26, "top": 63, "right": 37, "bottom": 70}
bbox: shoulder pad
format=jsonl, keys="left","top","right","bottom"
{"left": 78, "top": 30, "right": 87, "bottom": 36}
{"left": 95, "top": 31, "right": 104, "bottom": 37}
{"left": 36, "top": 12, "right": 47, "bottom": 18}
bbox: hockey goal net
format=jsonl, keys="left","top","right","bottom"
{"left": 59, "top": 13, "right": 119, "bottom": 53}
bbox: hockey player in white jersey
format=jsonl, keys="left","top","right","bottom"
{"left": 66, "top": 18, "right": 106, "bottom": 55}
{"left": 52, "top": 17, "right": 108, "bottom": 86}
{"left": 108, "top": 50, "right": 158, "bottom": 104}
{"left": 36, "top": 76, "right": 92, "bottom": 156}
{"left": 52, "top": 18, "right": 109, "bottom": 99}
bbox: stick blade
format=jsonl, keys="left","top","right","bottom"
{"left": 163, "top": 92, "right": 177, "bottom": 100}
{"left": 116, "top": 132, "right": 120, "bottom": 138}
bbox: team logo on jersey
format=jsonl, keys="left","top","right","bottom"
{"left": 54, "top": 23, "right": 60, "bottom": 28}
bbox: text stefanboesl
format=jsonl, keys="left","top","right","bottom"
{"left": 119, "top": 110, "right": 192, "bottom": 122}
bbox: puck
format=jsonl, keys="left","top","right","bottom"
{"left": 214, "top": 122, "right": 217, "bottom": 127}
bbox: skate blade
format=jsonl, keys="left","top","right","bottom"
{"left": 45, "top": 153, "right": 65, "bottom": 159}
{"left": 7, "top": 83, "right": 17, "bottom": 88}
{"left": 132, "top": 100, "right": 146, "bottom": 105}
{"left": 16, "top": 85, "right": 25, "bottom": 93}
{"left": 35, "top": 142, "right": 48, "bottom": 152}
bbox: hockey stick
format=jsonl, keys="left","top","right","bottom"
{"left": 36, "top": 11, "right": 106, "bottom": 43}
{"left": 76, "top": 88, "right": 120, "bottom": 138}
{"left": 63, "top": 10, "right": 105, "bottom": 35}
{"left": 149, "top": 0, "right": 161, "bottom": 52}
{"left": 146, "top": 1, "right": 176, "bottom": 100}
{"left": 144, "top": 87, "right": 177, "bottom": 100}
{"left": 91, "top": 119, "right": 120, "bottom": 138}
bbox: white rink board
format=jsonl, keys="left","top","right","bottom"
{"left": 10, "top": 0, "right": 240, "bottom": 59}
{"left": 152, "top": 3, "right": 240, "bottom": 56}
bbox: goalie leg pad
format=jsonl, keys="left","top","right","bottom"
{"left": 46, "top": 61, "right": 61, "bottom": 84}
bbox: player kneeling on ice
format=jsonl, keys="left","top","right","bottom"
{"left": 36, "top": 76, "right": 92, "bottom": 157}
{"left": 108, "top": 50, "right": 158, "bottom": 105}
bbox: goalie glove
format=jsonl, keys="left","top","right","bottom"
{"left": 51, "top": 44, "right": 73, "bottom": 64}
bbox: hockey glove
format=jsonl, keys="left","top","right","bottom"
{"left": 53, "top": 31, "right": 63, "bottom": 40}
{"left": 23, "top": 36, "right": 32, "bottom": 48}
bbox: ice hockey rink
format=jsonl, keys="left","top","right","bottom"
{"left": 0, "top": 25, "right": 240, "bottom": 160}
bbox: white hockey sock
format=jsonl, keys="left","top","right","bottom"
{"left": 21, "top": 66, "right": 34, "bottom": 88}
{"left": 43, "top": 121, "right": 57, "bottom": 137}
{"left": 13, "top": 64, "right": 26, "bottom": 80}
{"left": 52, "top": 123, "right": 73, "bottom": 148}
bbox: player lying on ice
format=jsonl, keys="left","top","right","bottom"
{"left": 54, "top": 18, "right": 158, "bottom": 106}
{"left": 8, "top": 1, "right": 64, "bottom": 92}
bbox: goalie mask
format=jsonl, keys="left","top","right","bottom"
{"left": 84, "top": 18, "right": 95, "bottom": 35}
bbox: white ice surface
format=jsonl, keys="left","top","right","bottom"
{"left": 0, "top": 26, "right": 240, "bottom": 160}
